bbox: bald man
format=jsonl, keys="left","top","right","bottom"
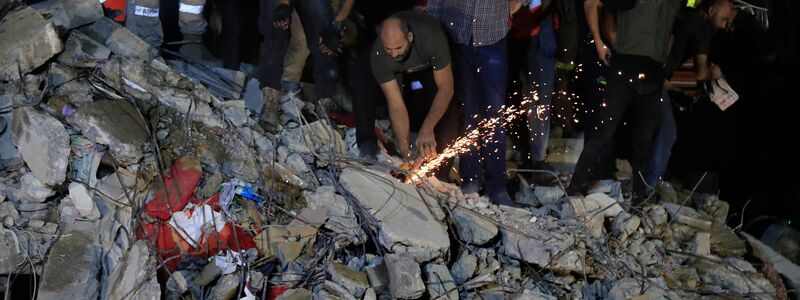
{"left": 368, "top": 11, "right": 460, "bottom": 169}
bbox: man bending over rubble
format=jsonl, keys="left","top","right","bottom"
{"left": 368, "top": 10, "right": 461, "bottom": 179}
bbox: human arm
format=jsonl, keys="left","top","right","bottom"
{"left": 416, "top": 64, "right": 454, "bottom": 157}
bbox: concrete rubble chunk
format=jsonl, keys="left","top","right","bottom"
{"left": 105, "top": 26, "right": 158, "bottom": 60}
{"left": 157, "top": 89, "right": 224, "bottom": 129}
{"left": 58, "top": 30, "right": 111, "bottom": 68}
{"left": 319, "top": 280, "right": 357, "bottom": 300}
{"left": 1, "top": 231, "right": 54, "bottom": 274}
{"left": 67, "top": 182, "right": 100, "bottom": 219}
{"left": 424, "top": 264, "right": 459, "bottom": 300}
{"left": 384, "top": 254, "right": 425, "bottom": 299}
{"left": 103, "top": 240, "right": 161, "bottom": 300}
{"left": 208, "top": 274, "right": 240, "bottom": 300}
{"left": 78, "top": 17, "right": 121, "bottom": 47}
{"left": 304, "top": 186, "right": 367, "bottom": 246}
{"left": 31, "top": 0, "right": 103, "bottom": 30}
{"left": 12, "top": 107, "right": 70, "bottom": 186}
{"left": 662, "top": 202, "right": 712, "bottom": 230}
{"left": 276, "top": 288, "right": 312, "bottom": 300}
{"left": 610, "top": 212, "right": 641, "bottom": 243}
{"left": 452, "top": 206, "right": 499, "bottom": 245}
{"left": 0, "top": 7, "right": 63, "bottom": 80}
{"left": 327, "top": 261, "right": 369, "bottom": 298}
{"left": 742, "top": 232, "right": 800, "bottom": 297}
{"left": 696, "top": 258, "right": 775, "bottom": 297}
{"left": 514, "top": 289, "right": 557, "bottom": 300}
{"left": 18, "top": 172, "right": 55, "bottom": 202}
{"left": 500, "top": 226, "right": 574, "bottom": 269}
{"left": 68, "top": 100, "right": 148, "bottom": 165}
{"left": 692, "top": 232, "right": 711, "bottom": 256}
{"left": 38, "top": 222, "right": 101, "bottom": 300}
{"left": 365, "top": 258, "right": 390, "bottom": 295}
{"left": 450, "top": 251, "right": 478, "bottom": 284}
{"left": 339, "top": 168, "right": 449, "bottom": 262}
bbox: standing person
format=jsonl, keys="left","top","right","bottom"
{"left": 568, "top": 0, "right": 681, "bottom": 206}
{"left": 256, "top": 0, "right": 344, "bottom": 130}
{"left": 513, "top": 0, "right": 560, "bottom": 175}
{"left": 648, "top": 0, "right": 736, "bottom": 186}
{"left": 121, "top": 0, "right": 218, "bottom": 62}
{"left": 426, "top": 0, "right": 531, "bottom": 205}
{"left": 369, "top": 11, "right": 460, "bottom": 178}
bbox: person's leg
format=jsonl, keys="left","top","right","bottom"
{"left": 630, "top": 81, "right": 664, "bottom": 204}
{"left": 475, "top": 40, "right": 511, "bottom": 204}
{"left": 177, "top": 0, "right": 206, "bottom": 35}
{"left": 568, "top": 60, "right": 634, "bottom": 195}
{"left": 281, "top": 9, "right": 310, "bottom": 92}
{"left": 645, "top": 89, "right": 677, "bottom": 185}
{"left": 127, "top": 0, "right": 164, "bottom": 47}
{"left": 527, "top": 35, "right": 557, "bottom": 166}
{"left": 352, "top": 45, "right": 382, "bottom": 158}
{"left": 295, "top": 0, "right": 338, "bottom": 99}
{"left": 257, "top": 0, "right": 289, "bottom": 129}
{"left": 454, "top": 45, "right": 483, "bottom": 194}
{"left": 217, "top": 0, "right": 242, "bottom": 69}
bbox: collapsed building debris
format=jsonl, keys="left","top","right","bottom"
{"left": 0, "top": 2, "right": 797, "bottom": 299}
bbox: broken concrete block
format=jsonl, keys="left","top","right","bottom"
{"left": 19, "top": 172, "right": 55, "bottom": 202}
{"left": 662, "top": 202, "right": 712, "bottom": 230}
{"left": 663, "top": 267, "right": 701, "bottom": 290}
{"left": 38, "top": 222, "right": 101, "bottom": 300}
{"left": 0, "top": 230, "right": 55, "bottom": 274}
{"left": 384, "top": 254, "right": 425, "bottom": 299}
{"left": 696, "top": 258, "right": 775, "bottom": 296}
{"left": 57, "top": 30, "right": 111, "bottom": 68}
{"left": 209, "top": 274, "right": 240, "bottom": 300}
{"left": 303, "top": 186, "right": 367, "bottom": 246}
{"left": 424, "top": 264, "right": 458, "bottom": 300}
{"left": 244, "top": 78, "right": 263, "bottom": 113}
{"left": 318, "top": 280, "right": 357, "bottom": 300}
{"left": 67, "top": 182, "right": 100, "bottom": 219}
{"left": 339, "top": 168, "right": 449, "bottom": 262}
{"left": 12, "top": 107, "right": 70, "bottom": 186}
{"left": 0, "top": 92, "right": 21, "bottom": 168}
{"left": 0, "top": 7, "right": 63, "bottom": 80}
{"left": 103, "top": 240, "right": 161, "bottom": 300}
{"left": 157, "top": 89, "right": 224, "bottom": 128}
{"left": 500, "top": 226, "right": 574, "bottom": 269}
{"left": 31, "top": 0, "right": 103, "bottom": 30}
{"left": 450, "top": 250, "right": 478, "bottom": 284}
{"left": 452, "top": 207, "right": 499, "bottom": 245}
{"left": 78, "top": 16, "right": 121, "bottom": 43}
{"left": 692, "top": 232, "right": 711, "bottom": 256}
{"left": 365, "top": 258, "right": 390, "bottom": 295}
{"left": 67, "top": 100, "right": 148, "bottom": 165}
{"left": 275, "top": 288, "right": 312, "bottom": 300}
{"left": 327, "top": 261, "right": 369, "bottom": 298}
{"left": 610, "top": 212, "right": 641, "bottom": 243}
{"left": 742, "top": 232, "right": 800, "bottom": 297}
{"left": 105, "top": 27, "right": 158, "bottom": 60}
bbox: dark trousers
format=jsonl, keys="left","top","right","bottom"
{"left": 569, "top": 54, "right": 664, "bottom": 197}
{"left": 217, "top": 0, "right": 242, "bottom": 69}
{"left": 352, "top": 45, "right": 384, "bottom": 155}
{"left": 257, "top": 0, "right": 337, "bottom": 98}
{"left": 454, "top": 40, "right": 509, "bottom": 195}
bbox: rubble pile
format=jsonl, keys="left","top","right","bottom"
{"left": 0, "top": 1, "right": 796, "bottom": 299}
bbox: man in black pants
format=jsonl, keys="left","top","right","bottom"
{"left": 365, "top": 11, "right": 460, "bottom": 178}
{"left": 568, "top": 0, "right": 681, "bottom": 205}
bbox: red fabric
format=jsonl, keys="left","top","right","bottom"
{"left": 511, "top": 5, "right": 560, "bottom": 40}
{"left": 143, "top": 157, "right": 203, "bottom": 220}
{"left": 268, "top": 285, "right": 290, "bottom": 300}
{"left": 101, "top": 0, "right": 126, "bottom": 22}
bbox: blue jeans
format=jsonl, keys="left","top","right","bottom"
{"left": 645, "top": 89, "right": 677, "bottom": 185}
{"left": 525, "top": 35, "right": 557, "bottom": 162}
{"left": 454, "top": 40, "right": 509, "bottom": 195}
{"left": 258, "top": 0, "right": 338, "bottom": 98}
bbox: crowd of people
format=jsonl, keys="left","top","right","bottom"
{"left": 100, "top": 0, "right": 778, "bottom": 210}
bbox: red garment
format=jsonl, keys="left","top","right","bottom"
{"left": 511, "top": 4, "right": 560, "bottom": 40}
{"left": 101, "top": 0, "right": 126, "bottom": 22}
{"left": 143, "top": 157, "right": 203, "bottom": 220}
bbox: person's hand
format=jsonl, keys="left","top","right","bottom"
{"left": 509, "top": 0, "right": 523, "bottom": 15}
{"left": 273, "top": 4, "right": 292, "bottom": 30}
{"left": 595, "top": 41, "right": 611, "bottom": 65}
{"left": 319, "top": 25, "right": 342, "bottom": 56}
{"left": 415, "top": 128, "right": 437, "bottom": 159}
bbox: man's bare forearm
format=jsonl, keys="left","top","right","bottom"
{"left": 585, "top": 0, "right": 604, "bottom": 47}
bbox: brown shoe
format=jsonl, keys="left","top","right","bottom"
{"left": 259, "top": 87, "right": 283, "bottom": 132}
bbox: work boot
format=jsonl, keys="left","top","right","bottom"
{"left": 259, "top": 87, "right": 283, "bottom": 132}
{"left": 179, "top": 34, "right": 222, "bottom": 67}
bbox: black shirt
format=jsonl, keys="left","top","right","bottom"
{"left": 371, "top": 11, "right": 451, "bottom": 84}
{"left": 664, "top": 8, "right": 714, "bottom": 77}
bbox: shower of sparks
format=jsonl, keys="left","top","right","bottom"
{"left": 407, "top": 100, "right": 532, "bottom": 183}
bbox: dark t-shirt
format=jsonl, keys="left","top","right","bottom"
{"left": 664, "top": 8, "right": 713, "bottom": 77}
{"left": 371, "top": 11, "right": 451, "bottom": 84}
